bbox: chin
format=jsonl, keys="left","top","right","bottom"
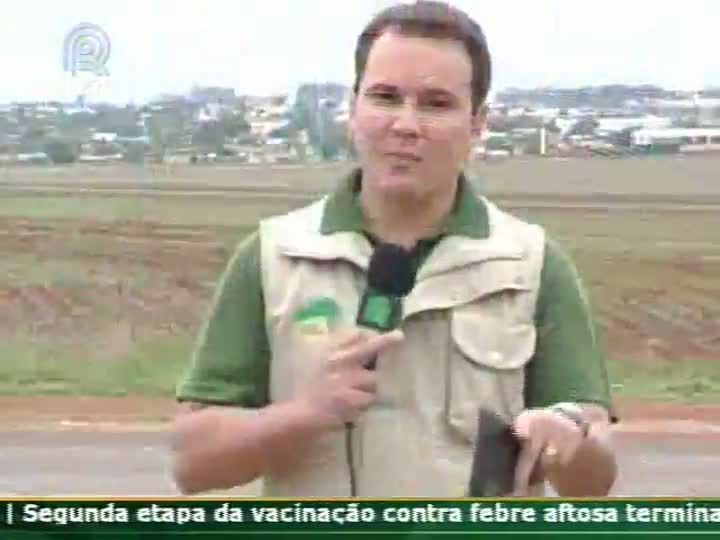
{"left": 376, "top": 165, "right": 422, "bottom": 192}
{"left": 376, "top": 175, "right": 419, "bottom": 197}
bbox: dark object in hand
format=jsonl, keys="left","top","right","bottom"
{"left": 467, "top": 409, "right": 521, "bottom": 497}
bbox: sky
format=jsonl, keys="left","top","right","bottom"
{"left": 0, "top": 0, "right": 718, "bottom": 104}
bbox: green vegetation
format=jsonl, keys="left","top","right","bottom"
{"left": 0, "top": 336, "right": 193, "bottom": 397}
{"left": 607, "top": 358, "right": 720, "bottom": 404}
{"left": 1, "top": 334, "right": 718, "bottom": 402}
{"left": 0, "top": 196, "right": 289, "bottom": 228}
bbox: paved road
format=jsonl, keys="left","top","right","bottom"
{"left": 1, "top": 430, "right": 718, "bottom": 497}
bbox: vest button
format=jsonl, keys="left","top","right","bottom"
{"left": 488, "top": 351, "right": 503, "bottom": 363}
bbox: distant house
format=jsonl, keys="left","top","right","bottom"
{"left": 631, "top": 127, "right": 720, "bottom": 153}
{"left": 91, "top": 132, "right": 118, "bottom": 143}
{"left": 648, "top": 97, "right": 720, "bottom": 127}
{"left": 594, "top": 115, "right": 672, "bottom": 135}
{"left": 64, "top": 106, "right": 97, "bottom": 116}
{"left": 189, "top": 86, "right": 236, "bottom": 105}
{"left": 194, "top": 105, "right": 221, "bottom": 123}
{"left": 249, "top": 119, "right": 289, "bottom": 139}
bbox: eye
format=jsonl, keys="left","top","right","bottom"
{"left": 421, "top": 96, "right": 453, "bottom": 109}
{"left": 428, "top": 99, "right": 451, "bottom": 108}
{"left": 367, "top": 91, "right": 401, "bottom": 105}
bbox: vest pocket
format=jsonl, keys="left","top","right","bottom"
{"left": 445, "top": 307, "right": 536, "bottom": 445}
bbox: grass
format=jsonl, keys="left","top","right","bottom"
{"left": 6, "top": 155, "right": 720, "bottom": 196}
{"left": 607, "top": 358, "right": 720, "bottom": 404}
{"left": 0, "top": 336, "right": 194, "bottom": 397}
{"left": 0, "top": 195, "right": 298, "bottom": 227}
{"left": 1, "top": 335, "right": 718, "bottom": 403}
{"left": 0, "top": 255, "right": 155, "bottom": 288}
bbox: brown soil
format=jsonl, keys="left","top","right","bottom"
{"left": 1, "top": 183, "right": 719, "bottom": 436}
{"left": 0, "top": 396, "right": 175, "bottom": 424}
{"left": 0, "top": 217, "right": 230, "bottom": 343}
{"left": 1, "top": 395, "right": 719, "bottom": 427}
{"left": 2, "top": 213, "right": 719, "bottom": 359}
{"left": 616, "top": 400, "right": 720, "bottom": 424}
{"left": 0, "top": 210, "right": 718, "bottom": 430}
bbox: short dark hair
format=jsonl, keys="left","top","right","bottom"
{"left": 353, "top": 1, "right": 492, "bottom": 112}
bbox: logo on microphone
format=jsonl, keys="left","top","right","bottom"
{"left": 63, "top": 22, "right": 111, "bottom": 77}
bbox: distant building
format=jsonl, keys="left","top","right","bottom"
{"left": 594, "top": 115, "right": 672, "bottom": 134}
{"left": 631, "top": 127, "right": 720, "bottom": 153}
{"left": 647, "top": 98, "right": 720, "bottom": 126}
{"left": 189, "top": 86, "right": 236, "bottom": 105}
{"left": 91, "top": 132, "right": 118, "bottom": 143}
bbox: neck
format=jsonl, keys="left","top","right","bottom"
{"left": 360, "top": 179, "right": 458, "bottom": 250}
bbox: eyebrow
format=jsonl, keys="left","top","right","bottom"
{"left": 365, "top": 83, "right": 400, "bottom": 93}
{"left": 422, "top": 88, "right": 457, "bottom": 99}
{"left": 365, "top": 83, "right": 459, "bottom": 98}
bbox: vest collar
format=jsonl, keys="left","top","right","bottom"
{"left": 276, "top": 199, "right": 526, "bottom": 282}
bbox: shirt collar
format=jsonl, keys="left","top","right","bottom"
{"left": 319, "top": 167, "right": 490, "bottom": 239}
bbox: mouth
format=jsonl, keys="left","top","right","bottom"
{"left": 385, "top": 151, "right": 422, "bottom": 162}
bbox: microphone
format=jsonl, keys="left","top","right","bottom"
{"left": 356, "top": 242, "right": 416, "bottom": 369}
{"left": 345, "top": 242, "right": 416, "bottom": 497}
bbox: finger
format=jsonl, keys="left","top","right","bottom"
{"left": 332, "top": 329, "right": 404, "bottom": 368}
{"left": 330, "top": 328, "right": 371, "bottom": 349}
{"left": 349, "top": 369, "right": 378, "bottom": 394}
{"left": 540, "top": 443, "right": 561, "bottom": 470}
{"left": 339, "top": 388, "right": 376, "bottom": 421}
{"left": 545, "top": 431, "right": 583, "bottom": 468}
{"left": 513, "top": 437, "right": 544, "bottom": 496}
{"left": 326, "top": 330, "right": 371, "bottom": 369}
{"left": 511, "top": 410, "right": 535, "bottom": 440}
{"left": 539, "top": 413, "right": 583, "bottom": 467}
{"left": 331, "top": 367, "right": 378, "bottom": 393}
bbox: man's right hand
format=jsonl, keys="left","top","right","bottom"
{"left": 295, "top": 328, "right": 405, "bottom": 429}
{"left": 171, "top": 328, "right": 404, "bottom": 494}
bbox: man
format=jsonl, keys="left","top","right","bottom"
{"left": 171, "top": 1, "right": 617, "bottom": 497}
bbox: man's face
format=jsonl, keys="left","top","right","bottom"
{"left": 349, "top": 30, "right": 485, "bottom": 199}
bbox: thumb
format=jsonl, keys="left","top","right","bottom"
{"left": 512, "top": 410, "right": 534, "bottom": 440}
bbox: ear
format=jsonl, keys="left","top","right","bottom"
{"left": 471, "top": 104, "right": 488, "bottom": 138}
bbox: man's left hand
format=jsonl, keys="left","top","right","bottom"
{"left": 511, "top": 407, "right": 587, "bottom": 495}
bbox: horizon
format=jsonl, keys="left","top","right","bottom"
{"left": 3, "top": 82, "right": 719, "bottom": 108}
{"left": 1, "top": 0, "right": 718, "bottom": 105}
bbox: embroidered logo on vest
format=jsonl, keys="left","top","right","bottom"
{"left": 292, "top": 296, "right": 342, "bottom": 338}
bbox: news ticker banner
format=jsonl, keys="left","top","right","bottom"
{"left": 1, "top": 499, "right": 720, "bottom": 538}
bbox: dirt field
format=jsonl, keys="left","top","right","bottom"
{"left": 1, "top": 210, "right": 718, "bottom": 362}
{"left": 3, "top": 395, "right": 720, "bottom": 429}
{"left": 0, "top": 156, "right": 718, "bottom": 413}
{"left": 4, "top": 154, "right": 720, "bottom": 199}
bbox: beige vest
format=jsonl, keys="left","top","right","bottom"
{"left": 257, "top": 195, "right": 546, "bottom": 497}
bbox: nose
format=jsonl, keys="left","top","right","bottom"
{"left": 390, "top": 102, "right": 421, "bottom": 137}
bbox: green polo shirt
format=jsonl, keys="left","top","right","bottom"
{"left": 177, "top": 169, "right": 613, "bottom": 415}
